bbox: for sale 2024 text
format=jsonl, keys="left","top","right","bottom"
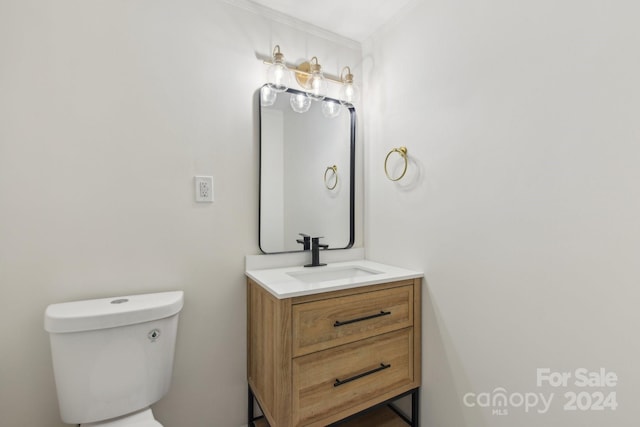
{"left": 537, "top": 368, "right": 618, "bottom": 412}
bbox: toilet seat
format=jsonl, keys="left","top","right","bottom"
{"left": 80, "top": 408, "right": 162, "bottom": 427}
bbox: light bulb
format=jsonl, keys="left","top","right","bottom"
{"left": 339, "top": 82, "right": 359, "bottom": 106}
{"left": 322, "top": 100, "right": 341, "bottom": 118}
{"left": 290, "top": 93, "right": 311, "bottom": 113}
{"left": 305, "top": 58, "right": 327, "bottom": 101}
{"left": 261, "top": 86, "right": 277, "bottom": 107}
{"left": 339, "top": 66, "right": 359, "bottom": 106}
{"left": 266, "top": 46, "right": 290, "bottom": 93}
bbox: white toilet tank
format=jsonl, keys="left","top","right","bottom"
{"left": 45, "top": 291, "right": 184, "bottom": 425}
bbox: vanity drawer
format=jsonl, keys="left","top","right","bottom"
{"left": 292, "top": 328, "right": 413, "bottom": 427}
{"left": 292, "top": 285, "right": 413, "bottom": 356}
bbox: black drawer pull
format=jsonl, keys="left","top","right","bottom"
{"left": 333, "top": 310, "right": 391, "bottom": 327}
{"left": 334, "top": 363, "right": 391, "bottom": 387}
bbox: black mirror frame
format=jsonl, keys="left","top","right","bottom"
{"left": 257, "top": 85, "right": 355, "bottom": 254}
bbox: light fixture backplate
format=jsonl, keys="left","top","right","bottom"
{"left": 294, "top": 61, "right": 311, "bottom": 89}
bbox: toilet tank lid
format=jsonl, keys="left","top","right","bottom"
{"left": 44, "top": 291, "right": 184, "bottom": 333}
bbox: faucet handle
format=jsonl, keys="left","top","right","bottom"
{"left": 311, "top": 236, "right": 329, "bottom": 249}
{"left": 296, "top": 233, "right": 311, "bottom": 250}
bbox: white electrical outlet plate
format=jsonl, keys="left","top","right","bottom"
{"left": 194, "top": 176, "right": 214, "bottom": 202}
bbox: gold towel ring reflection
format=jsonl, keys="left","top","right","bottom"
{"left": 324, "top": 165, "right": 338, "bottom": 190}
{"left": 384, "top": 147, "right": 408, "bottom": 181}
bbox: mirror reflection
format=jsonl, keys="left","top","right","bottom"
{"left": 259, "top": 86, "right": 355, "bottom": 253}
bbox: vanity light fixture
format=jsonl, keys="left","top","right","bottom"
{"left": 339, "top": 66, "right": 359, "bottom": 106}
{"left": 290, "top": 92, "right": 311, "bottom": 113}
{"left": 262, "top": 45, "right": 359, "bottom": 107}
{"left": 266, "top": 45, "right": 291, "bottom": 93}
{"left": 321, "top": 99, "right": 341, "bottom": 118}
{"left": 305, "top": 57, "right": 328, "bottom": 101}
{"left": 260, "top": 85, "right": 277, "bottom": 107}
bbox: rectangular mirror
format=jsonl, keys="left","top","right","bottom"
{"left": 259, "top": 85, "right": 355, "bottom": 253}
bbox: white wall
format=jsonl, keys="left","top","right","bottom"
{"left": 364, "top": 1, "right": 640, "bottom": 426}
{"left": 260, "top": 108, "right": 285, "bottom": 251}
{"left": 0, "top": 0, "right": 361, "bottom": 425}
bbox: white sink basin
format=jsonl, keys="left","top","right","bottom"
{"left": 287, "top": 266, "right": 382, "bottom": 283}
{"left": 245, "top": 258, "right": 423, "bottom": 299}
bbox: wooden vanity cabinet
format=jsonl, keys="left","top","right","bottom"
{"left": 247, "top": 278, "right": 421, "bottom": 427}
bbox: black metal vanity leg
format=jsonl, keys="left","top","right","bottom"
{"left": 412, "top": 388, "right": 420, "bottom": 427}
{"left": 248, "top": 385, "right": 255, "bottom": 426}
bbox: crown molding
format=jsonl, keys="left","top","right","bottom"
{"left": 223, "top": 0, "right": 361, "bottom": 50}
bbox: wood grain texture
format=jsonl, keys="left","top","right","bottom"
{"left": 291, "top": 279, "right": 415, "bottom": 305}
{"left": 292, "top": 329, "right": 413, "bottom": 426}
{"left": 339, "top": 405, "right": 410, "bottom": 427}
{"left": 247, "top": 279, "right": 293, "bottom": 427}
{"left": 247, "top": 277, "right": 422, "bottom": 427}
{"left": 412, "top": 278, "right": 422, "bottom": 387}
{"left": 292, "top": 285, "right": 413, "bottom": 357}
{"left": 252, "top": 405, "right": 408, "bottom": 427}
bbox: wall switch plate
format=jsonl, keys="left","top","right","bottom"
{"left": 194, "top": 176, "right": 214, "bottom": 202}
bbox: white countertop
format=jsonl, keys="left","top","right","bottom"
{"left": 246, "top": 259, "right": 423, "bottom": 299}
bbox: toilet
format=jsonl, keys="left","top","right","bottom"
{"left": 44, "top": 291, "right": 184, "bottom": 426}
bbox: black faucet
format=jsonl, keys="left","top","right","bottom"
{"left": 304, "top": 237, "right": 329, "bottom": 267}
{"left": 296, "top": 233, "right": 311, "bottom": 251}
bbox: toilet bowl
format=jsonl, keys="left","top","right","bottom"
{"left": 45, "top": 291, "right": 184, "bottom": 426}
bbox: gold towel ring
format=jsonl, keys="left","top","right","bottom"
{"left": 384, "top": 147, "right": 408, "bottom": 181}
{"left": 324, "top": 165, "right": 338, "bottom": 190}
